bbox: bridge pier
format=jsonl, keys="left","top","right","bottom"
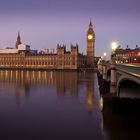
{"left": 110, "top": 63, "right": 116, "bottom": 86}
{"left": 110, "top": 85, "right": 117, "bottom": 95}
{"left": 109, "top": 60, "right": 117, "bottom": 95}
{"left": 98, "top": 60, "right": 117, "bottom": 95}
{"left": 103, "top": 63, "right": 107, "bottom": 80}
{"left": 97, "top": 60, "right": 110, "bottom": 95}
{"left": 98, "top": 64, "right": 103, "bottom": 75}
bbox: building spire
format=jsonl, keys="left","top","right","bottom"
{"left": 16, "top": 31, "right": 22, "bottom": 49}
{"left": 89, "top": 19, "right": 93, "bottom": 28}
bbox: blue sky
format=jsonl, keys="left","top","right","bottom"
{"left": 0, "top": 0, "right": 140, "bottom": 57}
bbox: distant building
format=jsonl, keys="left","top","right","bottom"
{"left": 112, "top": 45, "right": 140, "bottom": 64}
{"left": 0, "top": 21, "right": 95, "bottom": 70}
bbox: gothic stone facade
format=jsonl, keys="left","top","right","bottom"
{"left": 0, "top": 44, "right": 86, "bottom": 70}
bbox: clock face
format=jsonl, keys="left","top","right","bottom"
{"left": 88, "top": 34, "right": 93, "bottom": 40}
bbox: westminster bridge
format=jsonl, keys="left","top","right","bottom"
{"left": 98, "top": 62, "right": 140, "bottom": 99}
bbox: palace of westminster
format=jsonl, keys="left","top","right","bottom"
{"left": 0, "top": 21, "right": 95, "bottom": 70}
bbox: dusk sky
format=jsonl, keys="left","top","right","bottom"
{"left": 0, "top": 0, "right": 140, "bottom": 58}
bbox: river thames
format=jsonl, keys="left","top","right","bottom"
{"left": 0, "top": 70, "right": 140, "bottom": 140}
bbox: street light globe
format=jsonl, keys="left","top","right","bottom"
{"left": 111, "top": 42, "right": 118, "bottom": 51}
{"left": 103, "top": 52, "right": 107, "bottom": 56}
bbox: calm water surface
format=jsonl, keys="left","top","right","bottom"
{"left": 1, "top": 70, "right": 140, "bottom": 140}
{"left": 0, "top": 70, "right": 104, "bottom": 140}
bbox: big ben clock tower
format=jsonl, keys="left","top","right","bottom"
{"left": 86, "top": 20, "right": 95, "bottom": 67}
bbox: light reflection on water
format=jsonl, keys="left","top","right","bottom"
{"left": 0, "top": 70, "right": 104, "bottom": 140}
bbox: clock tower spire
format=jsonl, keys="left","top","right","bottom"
{"left": 86, "top": 20, "right": 95, "bottom": 67}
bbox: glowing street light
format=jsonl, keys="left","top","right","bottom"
{"left": 111, "top": 42, "right": 118, "bottom": 51}
{"left": 103, "top": 52, "right": 107, "bottom": 57}
{"left": 103, "top": 52, "right": 107, "bottom": 60}
{"left": 111, "top": 42, "right": 118, "bottom": 63}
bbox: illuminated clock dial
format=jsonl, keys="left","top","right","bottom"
{"left": 88, "top": 34, "right": 93, "bottom": 40}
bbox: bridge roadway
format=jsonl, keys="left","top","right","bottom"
{"left": 116, "top": 64, "right": 140, "bottom": 78}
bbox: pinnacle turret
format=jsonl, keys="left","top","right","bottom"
{"left": 16, "top": 32, "right": 22, "bottom": 49}
{"left": 89, "top": 19, "right": 93, "bottom": 28}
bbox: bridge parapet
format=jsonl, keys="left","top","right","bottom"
{"left": 115, "top": 64, "right": 140, "bottom": 78}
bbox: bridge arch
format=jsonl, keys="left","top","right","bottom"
{"left": 117, "top": 77, "right": 140, "bottom": 98}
